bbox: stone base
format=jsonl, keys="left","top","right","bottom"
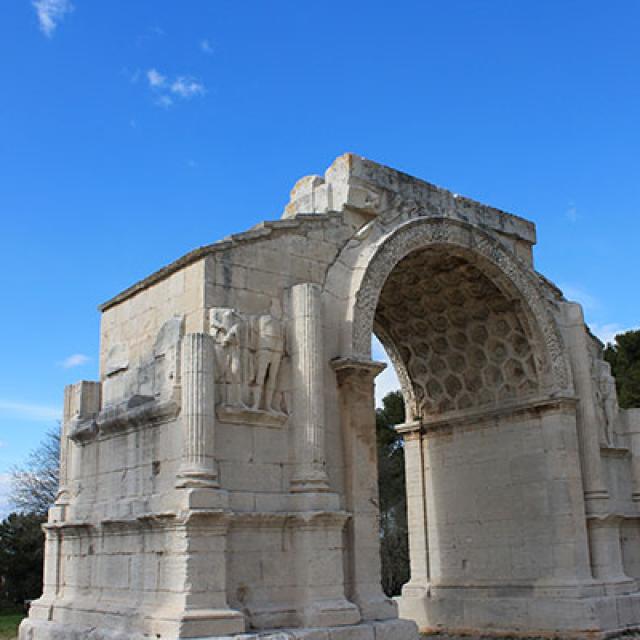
{"left": 20, "top": 617, "right": 418, "bottom": 640}
{"left": 397, "top": 589, "right": 640, "bottom": 638}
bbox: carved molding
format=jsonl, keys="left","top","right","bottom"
{"left": 216, "top": 405, "right": 287, "bottom": 427}
{"left": 397, "top": 395, "right": 578, "bottom": 436}
{"left": 69, "top": 397, "right": 180, "bottom": 443}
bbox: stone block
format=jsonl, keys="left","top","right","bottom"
{"left": 328, "top": 624, "right": 373, "bottom": 640}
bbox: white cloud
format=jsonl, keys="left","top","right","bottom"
{"left": 143, "top": 68, "right": 206, "bottom": 108}
{"left": 0, "top": 400, "right": 61, "bottom": 422}
{"left": 59, "top": 353, "right": 90, "bottom": 368}
{"left": 155, "top": 94, "right": 174, "bottom": 109}
{"left": 170, "top": 77, "right": 205, "bottom": 98}
{"left": 566, "top": 201, "right": 578, "bottom": 223}
{"left": 33, "top": 0, "right": 73, "bottom": 37}
{"left": 147, "top": 68, "right": 167, "bottom": 88}
{"left": 200, "top": 39, "right": 213, "bottom": 54}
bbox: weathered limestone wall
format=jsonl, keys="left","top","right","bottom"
{"left": 99, "top": 259, "right": 207, "bottom": 380}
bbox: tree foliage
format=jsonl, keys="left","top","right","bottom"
{"left": 604, "top": 330, "right": 640, "bottom": 409}
{"left": 376, "top": 390, "right": 410, "bottom": 597}
{"left": 0, "top": 512, "right": 45, "bottom": 605}
{"left": 0, "top": 428, "right": 59, "bottom": 607}
{"left": 10, "top": 427, "right": 60, "bottom": 517}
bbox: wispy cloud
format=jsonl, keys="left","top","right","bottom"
{"left": 136, "top": 25, "right": 164, "bottom": 48}
{"left": 156, "top": 94, "right": 174, "bottom": 109}
{"left": 147, "top": 68, "right": 166, "bottom": 88}
{"left": 566, "top": 201, "right": 578, "bottom": 223}
{"left": 170, "top": 77, "right": 205, "bottom": 98}
{"left": 33, "top": 0, "right": 73, "bottom": 37}
{"left": 560, "top": 284, "right": 599, "bottom": 312}
{"left": 59, "top": 353, "right": 90, "bottom": 369}
{"left": 0, "top": 400, "right": 61, "bottom": 422}
{"left": 144, "top": 68, "right": 206, "bottom": 107}
{"left": 200, "top": 39, "right": 214, "bottom": 54}
{"left": 122, "top": 67, "right": 142, "bottom": 84}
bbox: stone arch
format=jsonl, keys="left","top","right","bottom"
{"left": 339, "top": 217, "right": 573, "bottom": 408}
{"left": 327, "top": 215, "right": 590, "bottom": 635}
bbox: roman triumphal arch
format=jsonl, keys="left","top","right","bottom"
{"left": 21, "top": 155, "right": 640, "bottom": 640}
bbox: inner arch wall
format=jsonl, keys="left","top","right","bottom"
{"left": 324, "top": 216, "right": 573, "bottom": 398}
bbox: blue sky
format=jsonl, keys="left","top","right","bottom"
{"left": 0, "top": 1, "right": 639, "bottom": 513}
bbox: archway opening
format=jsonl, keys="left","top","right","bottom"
{"left": 374, "top": 246, "right": 542, "bottom": 423}
{"left": 371, "top": 245, "right": 545, "bottom": 598}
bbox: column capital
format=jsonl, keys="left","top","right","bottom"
{"left": 330, "top": 356, "right": 386, "bottom": 382}
{"left": 395, "top": 420, "right": 422, "bottom": 437}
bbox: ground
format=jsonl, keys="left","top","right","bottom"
{"left": 0, "top": 611, "right": 23, "bottom": 640}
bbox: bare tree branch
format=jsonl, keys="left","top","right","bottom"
{"left": 10, "top": 426, "right": 60, "bottom": 516}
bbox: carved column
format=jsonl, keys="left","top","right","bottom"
{"left": 624, "top": 410, "right": 640, "bottom": 501}
{"left": 560, "top": 303, "right": 608, "bottom": 507}
{"left": 397, "top": 424, "right": 430, "bottom": 599}
{"left": 177, "top": 332, "right": 219, "bottom": 489}
{"left": 331, "top": 357, "right": 397, "bottom": 621}
{"left": 290, "top": 283, "right": 330, "bottom": 492}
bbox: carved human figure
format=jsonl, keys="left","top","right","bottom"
{"left": 251, "top": 299, "right": 285, "bottom": 412}
{"left": 211, "top": 308, "right": 245, "bottom": 408}
{"left": 599, "top": 362, "right": 619, "bottom": 447}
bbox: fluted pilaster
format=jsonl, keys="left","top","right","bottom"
{"left": 290, "top": 283, "right": 330, "bottom": 492}
{"left": 177, "top": 332, "right": 219, "bottom": 488}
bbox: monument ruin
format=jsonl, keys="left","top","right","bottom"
{"left": 20, "top": 154, "right": 640, "bottom": 639}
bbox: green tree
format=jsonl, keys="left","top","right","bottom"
{"left": 604, "top": 330, "right": 640, "bottom": 409}
{"left": 0, "top": 513, "right": 44, "bottom": 605}
{"left": 377, "top": 390, "right": 410, "bottom": 597}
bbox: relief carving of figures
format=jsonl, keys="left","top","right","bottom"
{"left": 210, "top": 308, "right": 245, "bottom": 408}
{"left": 597, "top": 360, "right": 619, "bottom": 447}
{"left": 250, "top": 299, "right": 285, "bottom": 413}
{"left": 209, "top": 300, "right": 287, "bottom": 425}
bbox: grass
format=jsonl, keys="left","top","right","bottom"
{"left": 0, "top": 611, "right": 24, "bottom": 640}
